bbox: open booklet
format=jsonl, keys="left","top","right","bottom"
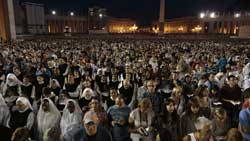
{"left": 223, "top": 99, "right": 241, "bottom": 106}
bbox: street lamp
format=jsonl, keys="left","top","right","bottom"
{"left": 99, "top": 13, "right": 103, "bottom": 18}
{"left": 70, "top": 12, "right": 74, "bottom": 16}
{"left": 210, "top": 12, "right": 215, "bottom": 18}
{"left": 200, "top": 12, "right": 205, "bottom": 19}
{"left": 52, "top": 10, "right": 56, "bottom": 15}
{"left": 235, "top": 13, "right": 240, "bottom": 18}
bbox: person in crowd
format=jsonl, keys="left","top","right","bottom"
{"left": 37, "top": 98, "right": 61, "bottom": 141}
{"left": 64, "top": 111, "right": 112, "bottom": 141}
{"left": 171, "top": 86, "right": 185, "bottom": 116}
{"left": 194, "top": 85, "right": 211, "bottom": 118}
{"left": 211, "top": 107, "right": 231, "bottom": 140}
{"left": 20, "top": 75, "right": 34, "bottom": 102}
{"left": 0, "top": 93, "right": 10, "bottom": 127}
{"left": 50, "top": 79, "right": 61, "bottom": 96}
{"left": 8, "top": 97, "right": 34, "bottom": 132}
{"left": 153, "top": 98, "right": 181, "bottom": 141}
{"left": 180, "top": 97, "right": 202, "bottom": 137}
{"left": 60, "top": 99, "right": 83, "bottom": 137}
{"left": 57, "top": 89, "right": 70, "bottom": 112}
{"left": 182, "top": 118, "right": 212, "bottom": 141}
{"left": 64, "top": 73, "right": 81, "bottom": 99}
{"left": 34, "top": 74, "right": 48, "bottom": 101}
{"left": 226, "top": 128, "right": 243, "bottom": 141}
{"left": 0, "top": 94, "right": 12, "bottom": 141}
{"left": 43, "top": 127, "right": 61, "bottom": 141}
{"left": 118, "top": 79, "right": 135, "bottom": 106}
{"left": 239, "top": 99, "right": 250, "bottom": 141}
{"left": 106, "top": 88, "right": 118, "bottom": 109}
{"left": 129, "top": 98, "right": 155, "bottom": 141}
{"left": 142, "top": 80, "right": 163, "bottom": 114}
{"left": 3, "top": 73, "right": 22, "bottom": 96}
{"left": 79, "top": 88, "right": 96, "bottom": 108}
{"left": 42, "top": 87, "right": 58, "bottom": 104}
{"left": 11, "top": 127, "right": 30, "bottom": 141}
{"left": 220, "top": 75, "right": 242, "bottom": 127}
{"left": 89, "top": 98, "right": 108, "bottom": 127}
{"left": 107, "top": 95, "right": 131, "bottom": 141}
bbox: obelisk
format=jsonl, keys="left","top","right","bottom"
{"left": 159, "top": 0, "right": 165, "bottom": 35}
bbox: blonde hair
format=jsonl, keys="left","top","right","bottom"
{"left": 138, "top": 98, "right": 152, "bottom": 109}
{"left": 172, "top": 87, "right": 183, "bottom": 96}
{"left": 227, "top": 128, "right": 243, "bottom": 141}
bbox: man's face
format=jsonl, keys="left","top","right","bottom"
{"left": 115, "top": 97, "right": 124, "bottom": 107}
{"left": 84, "top": 122, "right": 98, "bottom": 136}
{"left": 110, "top": 89, "right": 117, "bottom": 99}
{"left": 209, "top": 74, "right": 215, "bottom": 81}
{"left": 228, "top": 77, "right": 236, "bottom": 87}
{"left": 166, "top": 103, "right": 175, "bottom": 113}
{"left": 90, "top": 100, "right": 99, "bottom": 110}
{"left": 23, "top": 77, "right": 30, "bottom": 84}
{"left": 123, "top": 80, "right": 130, "bottom": 88}
{"left": 147, "top": 81, "right": 156, "bottom": 93}
{"left": 37, "top": 76, "right": 44, "bottom": 84}
{"left": 42, "top": 99, "right": 49, "bottom": 112}
{"left": 67, "top": 101, "right": 75, "bottom": 113}
{"left": 191, "top": 105, "right": 199, "bottom": 114}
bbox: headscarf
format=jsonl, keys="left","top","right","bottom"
{"left": 6, "top": 73, "right": 22, "bottom": 87}
{"left": 16, "top": 97, "right": 33, "bottom": 112}
{"left": 37, "top": 98, "right": 61, "bottom": 139}
{"left": 0, "top": 94, "right": 10, "bottom": 126}
{"left": 0, "top": 94, "right": 7, "bottom": 106}
{"left": 60, "top": 99, "right": 83, "bottom": 135}
{"left": 243, "top": 63, "right": 250, "bottom": 77}
{"left": 80, "top": 88, "right": 95, "bottom": 100}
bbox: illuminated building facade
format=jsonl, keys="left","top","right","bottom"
{"left": 106, "top": 17, "right": 137, "bottom": 33}
{"left": 199, "top": 11, "right": 250, "bottom": 36}
{"left": 152, "top": 17, "right": 201, "bottom": 34}
{"left": 46, "top": 15, "right": 88, "bottom": 33}
{"left": 152, "top": 11, "right": 250, "bottom": 37}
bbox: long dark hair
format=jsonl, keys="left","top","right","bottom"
{"left": 185, "top": 97, "right": 200, "bottom": 116}
{"left": 162, "top": 98, "right": 178, "bottom": 122}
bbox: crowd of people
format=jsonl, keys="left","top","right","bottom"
{"left": 0, "top": 36, "right": 250, "bottom": 141}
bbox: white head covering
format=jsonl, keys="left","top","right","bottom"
{"left": 80, "top": 88, "right": 95, "bottom": 100}
{"left": 195, "top": 116, "right": 212, "bottom": 130}
{"left": 6, "top": 73, "right": 22, "bottom": 87}
{"left": 37, "top": 98, "right": 61, "bottom": 139}
{"left": 16, "top": 97, "right": 33, "bottom": 111}
{"left": 243, "top": 62, "right": 250, "bottom": 77}
{"left": 60, "top": 99, "right": 83, "bottom": 135}
{"left": 0, "top": 94, "right": 10, "bottom": 127}
{"left": 0, "top": 94, "right": 7, "bottom": 106}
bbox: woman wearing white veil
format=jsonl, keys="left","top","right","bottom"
{"left": 3, "top": 73, "right": 22, "bottom": 96}
{"left": 37, "top": 98, "right": 61, "bottom": 141}
{"left": 8, "top": 96, "right": 34, "bottom": 131}
{"left": 0, "top": 94, "right": 10, "bottom": 127}
{"left": 79, "top": 88, "right": 96, "bottom": 108}
{"left": 0, "top": 93, "right": 12, "bottom": 141}
{"left": 60, "top": 99, "right": 83, "bottom": 137}
{"left": 242, "top": 62, "right": 250, "bottom": 91}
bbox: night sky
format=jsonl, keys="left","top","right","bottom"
{"left": 32, "top": 0, "right": 249, "bottom": 26}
